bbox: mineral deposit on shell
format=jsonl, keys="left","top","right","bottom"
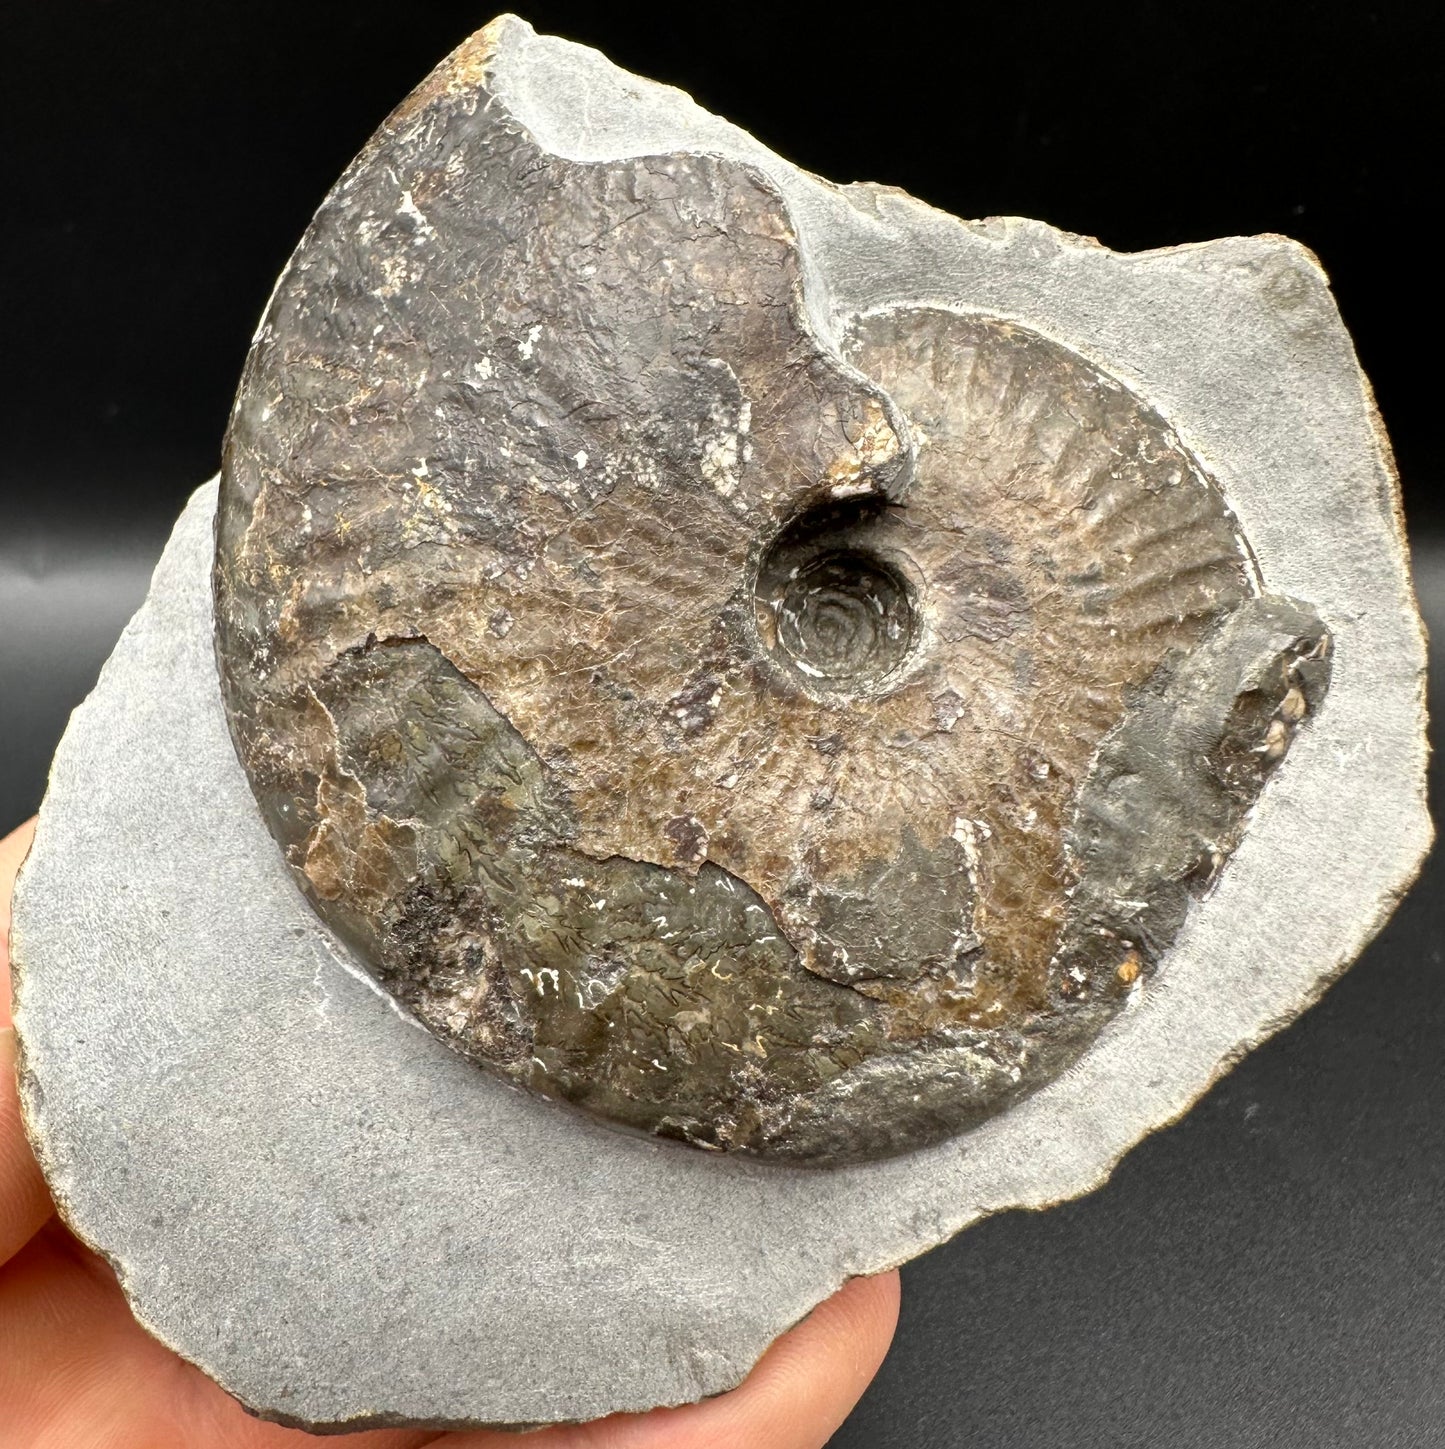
{"left": 214, "top": 24, "right": 1334, "bottom": 1163}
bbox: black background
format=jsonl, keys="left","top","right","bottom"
{"left": 2, "top": 4, "right": 1441, "bottom": 1445}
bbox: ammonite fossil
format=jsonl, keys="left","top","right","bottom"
{"left": 214, "top": 21, "right": 1334, "bottom": 1164}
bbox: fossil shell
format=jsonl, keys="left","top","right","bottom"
{"left": 214, "top": 23, "right": 1332, "bottom": 1162}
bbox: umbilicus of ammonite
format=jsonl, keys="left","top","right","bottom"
{"left": 213, "top": 27, "right": 1331, "bottom": 1164}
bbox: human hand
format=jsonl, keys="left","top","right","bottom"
{"left": 0, "top": 818, "right": 898, "bottom": 1448}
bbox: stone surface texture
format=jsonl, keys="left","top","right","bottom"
{"left": 216, "top": 24, "right": 1331, "bottom": 1163}
{"left": 11, "top": 14, "right": 1430, "bottom": 1432}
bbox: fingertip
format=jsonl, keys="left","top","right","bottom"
{"left": 1, "top": 817, "right": 38, "bottom": 1030}
{"left": 846, "top": 1266, "right": 902, "bottom": 1373}
{"left": 823, "top": 1266, "right": 902, "bottom": 1350}
{"left": 743, "top": 1268, "right": 902, "bottom": 1420}
{"left": 605, "top": 1269, "right": 902, "bottom": 1449}
{"left": 0, "top": 1026, "right": 52, "bottom": 1268}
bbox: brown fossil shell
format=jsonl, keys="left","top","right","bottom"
{"left": 213, "top": 30, "right": 1331, "bottom": 1163}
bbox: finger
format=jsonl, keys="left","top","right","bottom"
{"left": 608, "top": 1271, "right": 902, "bottom": 1449}
{"left": 703, "top": 1269, "right": 903, "bottom": 1449}
{"left": 434, "top": 1268, "right": 902, "bottom": 1449}
{"left": 0, "top": 819, "right": 52, "bottom": 1268}
{"left": 0, "top": 817, "right": 37, "bottom": 1029}
{"left": 0, "top": 1027, "right": 51, "bottom": 1268}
